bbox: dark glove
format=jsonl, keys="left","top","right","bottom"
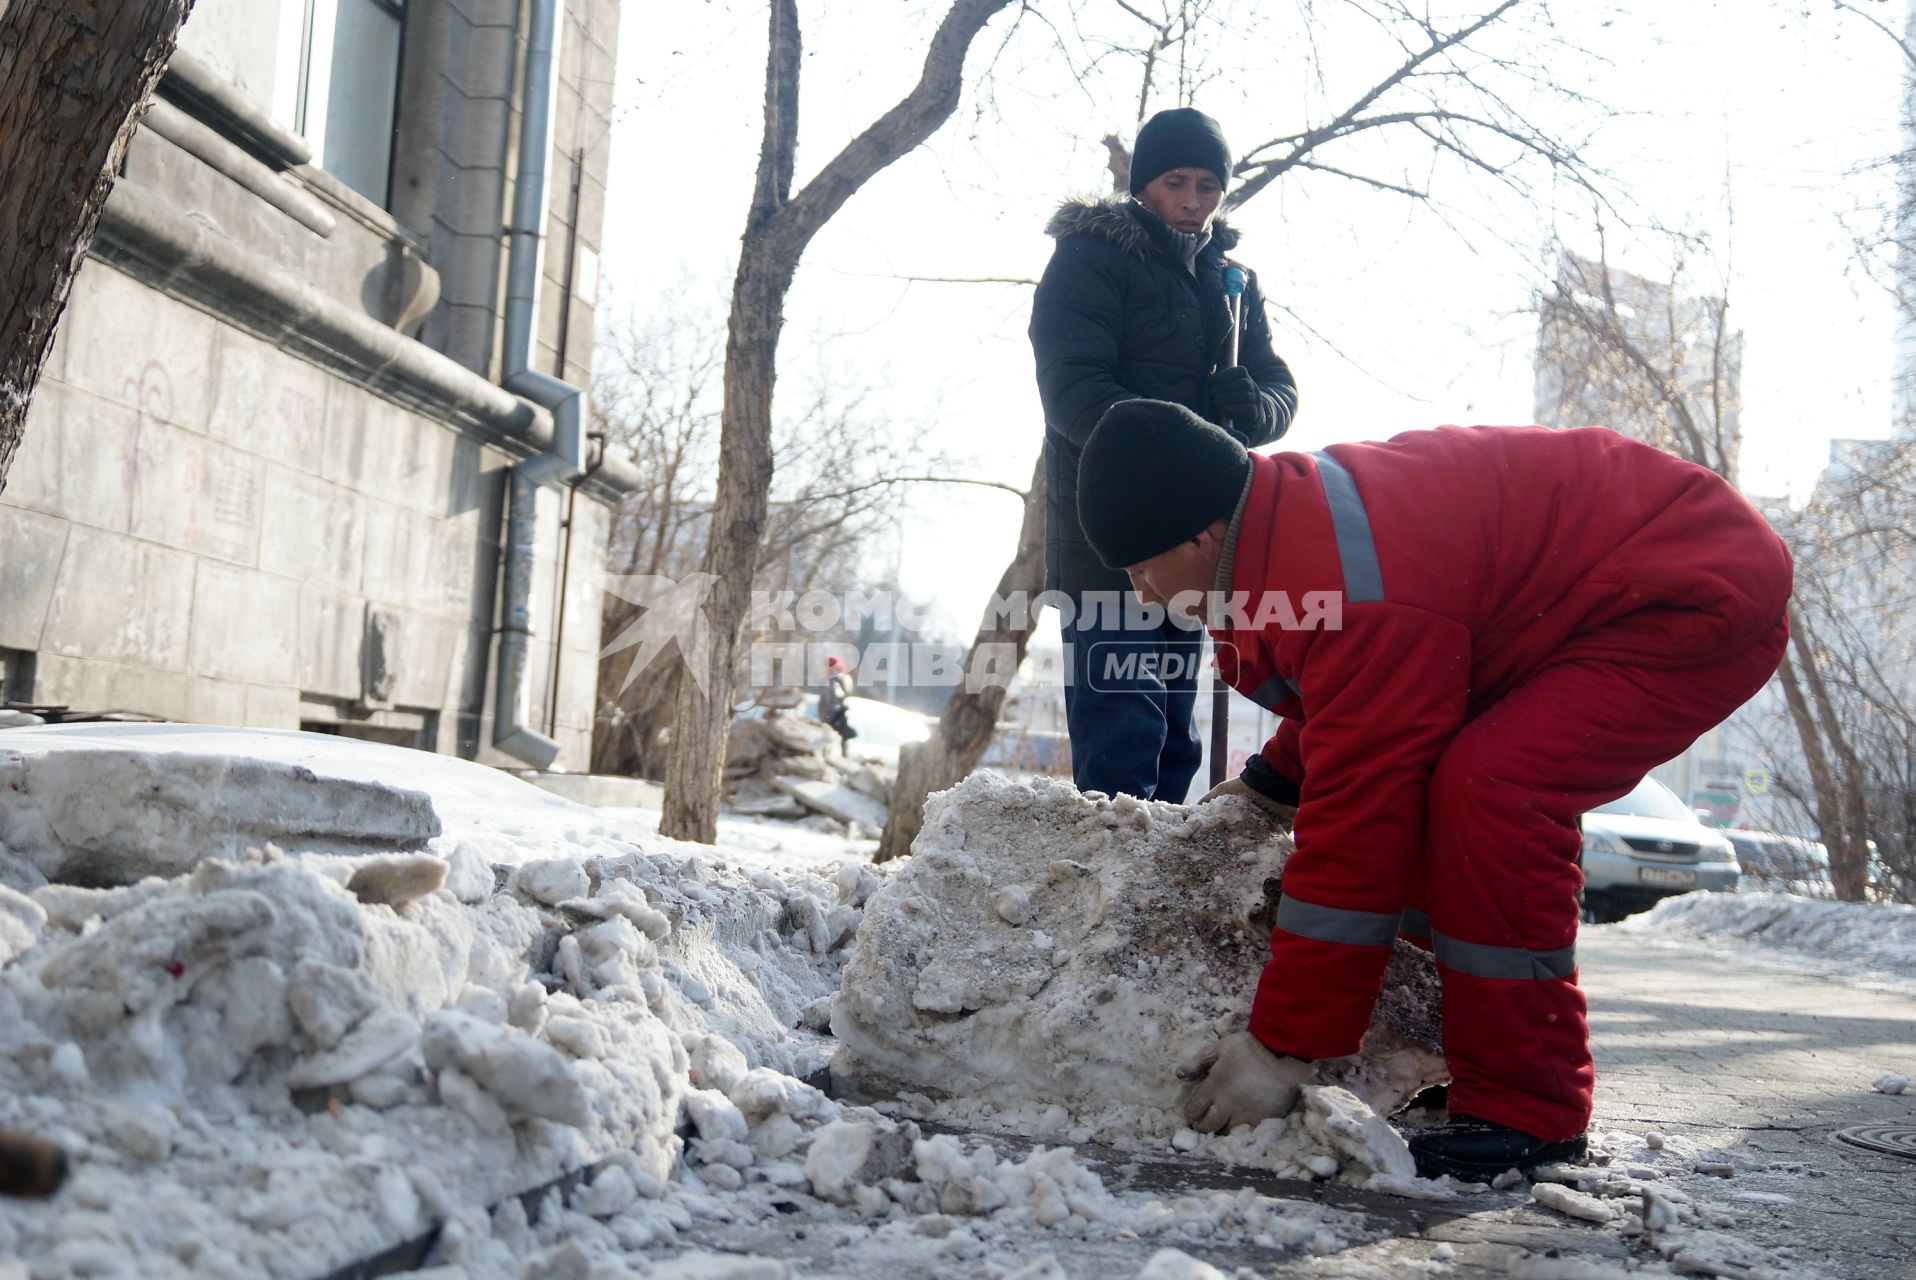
{"left": 1208, "top": 365, "right": 1273, "bottom": 440}
{"left": 1242, "top": 751, "right": 1301, "bottom": 808}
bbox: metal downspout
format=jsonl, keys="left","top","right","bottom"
{"left": 492, "top": 0, "right": 585, "bottom": 768}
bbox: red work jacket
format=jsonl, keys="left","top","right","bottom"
{"left": 1209, "top": 425, "right": 1792, "bottom": 1058}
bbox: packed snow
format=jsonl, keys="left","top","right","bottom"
{"left": 1613, "top": 890, "right": 1916, "bottom": 992}
{"left": 832, "top": 773, "right": 1445, "bottom": 1184}
{"left": 0, "top": 726, "right": 1862, "bottom": 1279}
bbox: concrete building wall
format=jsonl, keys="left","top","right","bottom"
{"left": 0, "top": 0, "right": 631, "bottom": 770}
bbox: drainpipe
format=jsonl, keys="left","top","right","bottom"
{"left": 492, "top": 0, "right": 584, "bottom": 769}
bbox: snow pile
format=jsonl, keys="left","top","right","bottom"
{"left": 1613, "top": 891, "right": 1916, "bottom": 984}
{"left": 0, "top": 730, "right": 1374, "bottom": 1279}
{"left": 0, "top": 730, "right": 857, "bottom": 1276}
{"left": 0, "top": 830, "right": 848, "bottom": 1277}
{"left": 723, "top": 714, "right": 895, "bottom": 834}
{"left": 833, "top": 773, "right": 1445, "bottom": 1180}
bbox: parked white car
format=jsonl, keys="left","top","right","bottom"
{"left": 1725, "top": 829, "right": 1833, "bottom": 897}
{"left": 1579, "top": 776, "right": 1740, "bottom": 922}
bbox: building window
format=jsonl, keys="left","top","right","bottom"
{"left": 276, "top": 0, "right": 406, "bottom": 207}
{"left": 0, "top": 649, "right": 35, "bottom": 704}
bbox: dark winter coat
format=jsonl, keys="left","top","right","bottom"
{"left": 1030, "top": 197, "right": 1299, "bottom": 593}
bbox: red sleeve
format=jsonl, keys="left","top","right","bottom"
{"left": 1247, "top": 604, "right": 1471, "bottom": 1060}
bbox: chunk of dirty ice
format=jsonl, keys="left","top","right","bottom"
{"left": 287, "top": 958, "right": 378, "bottom": 1050}
{"left": 1530, "top": 1181, "right": 1615, "bottom": 1223}
{"left": 1134, "top": 1250, "right": 1230, "bottom": 1280}
{"left": 285, "top": 1012, "right": 418, "bottom": 1088}
{"left": 506, "top": 982, "right": 548, "bottom": 1034}
{"left": 443, "top": 842, "right": 495, "bottom": 904}
{"left": 420, "top": 1009, "right": 591, "bottom": 1127}
{"left": 992, "top": 885, "right": 1032, "bottom": 926}
{"left": 681, "top": 1088, "right": 749, "bottom": 1144}
{"left": 686, "top": 1032, "right": 750, "bottom": 1095}
{"left": 0, "top": 883, "right": 46, "bottom": 964}
{"left": 506, "top": 858, "right": 589, "bottom": 907}
{"left": 345, "top": 854, "right": 449, "bottom": 907}
{"left": 544, "top": 1015, "right": 605, "bottom": 1060}
{"left": 575, "top": 1165, "right": 638, "bottom": 1218}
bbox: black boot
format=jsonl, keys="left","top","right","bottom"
{"left": 1408, "top": 1115, "right": 1588, "bottom": 1182}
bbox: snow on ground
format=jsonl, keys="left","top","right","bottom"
{"left": 0, "top": 726, "right": 1850, "bottom": 1279}
{"left": 0, "top": 730, "right": 1368, "bottom": 1279}
{"left": 1612, "top": 890, "right": 1916, "bottom": 993}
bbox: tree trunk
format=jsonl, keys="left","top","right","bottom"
{"left": 0, "top": 0, "right": 195, "bottom": 494}
{"left": 877, "top": 454, "right": 1047, "bottom": 862}
{"left": 1777, "top": 612, "right": 1873, "bottom": 901}
{"left": 659, "top": 0, "right": 1013, "bottom": 843}
{"left": 1787, "top": 612, "right": 1874, "bottom": 900}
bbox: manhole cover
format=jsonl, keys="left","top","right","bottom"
{"left": 1833, "top": 1124, "right": 1916, "bottom": 1161}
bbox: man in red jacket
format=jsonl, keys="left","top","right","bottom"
{"left": 1075, "top": 400, "right": 1792, "bottom": 1180}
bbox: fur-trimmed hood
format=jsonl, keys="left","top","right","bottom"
{"left": 1042, "top": 196, "right": 1241, "bottom": 257}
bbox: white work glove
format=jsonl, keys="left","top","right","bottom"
{"left": 1178, "top": 1031, "right": 1313, "bottom": 1133}
{"left": 1197, "top": 777, "right": 1298, "bottom": 831}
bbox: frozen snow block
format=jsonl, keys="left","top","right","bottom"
{"left": 834, "top": 773, "right": 1446, "bottom": 1120}
{"left": 766, "top": 774, "right": 889, "bottom": 829}
{"left": 0, "top": 746, "right": 442, "bottom": 885}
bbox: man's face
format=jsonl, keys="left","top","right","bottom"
{"left": 1136, "top": 167, "right": 1224, "bottom": 235}
{"left": 1126, "top": 524, "right": 1224, "bottom": 619}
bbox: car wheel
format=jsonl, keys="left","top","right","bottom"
{"left": 1581, "top": 894, "right": 1622, "bottom": 925}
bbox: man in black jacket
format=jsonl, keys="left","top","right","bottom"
{"left": 1029, "top": 106, "right": 1299, "bottom": 802}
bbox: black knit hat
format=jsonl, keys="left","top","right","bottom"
{"left": 1079, "top": 400, "right": 1251, "bottom": 569}
{"left": 1129, "top": 107, "right": 1232, "bottom": 195}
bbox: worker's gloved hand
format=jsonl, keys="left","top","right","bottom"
{"left": 1208, "top": 365, "right": 1273, "bottom": 439}
{"left": 1197, "top": 776, "right": 1297, "bottom": 831}
{"left": 1178, "top": 1031, "right": 1313, "bottom": 1134}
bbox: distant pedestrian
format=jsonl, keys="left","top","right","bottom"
{"left": 818, "top": 656, "right": 856, "bottom": 755}
{"left": 1030, "top": 106, "right": 1299, "bottom": 804}
{"left": 1075, "top": 400, "right": 1791, "bottom": 1181}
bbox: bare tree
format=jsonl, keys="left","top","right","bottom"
{"left": 592, "top": 310, "right": 951, "bottom": 780}
{"left": 879, "top": 0, "right": 1608, "bottom": 859}
{"left": 1765, "top": 445, "right": 1916, "bottom": 903}
{"left": 0, "top": 0, "right": 196, "bottom": 493}
{"left": 1534, "top": 236, "right": 1741, "bottom": 480}
{"left": 658, "top": 0, "right": 1016, "bottom": 843}
{"left": 1530, "top": 228, "right": 1916, "bottom": 904}
{"left": 877, "top": 449, "right": 1045, "bottom": 860}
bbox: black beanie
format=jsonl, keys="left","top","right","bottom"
{"left": 1129, "top": 107, "right": 1232, "bottom": 195}
{"left": 1078, "top": 399, "right": 1251, "bottom": 570}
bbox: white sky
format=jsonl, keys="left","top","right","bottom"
{"left": 600, "top": 0, "right": 1909, "bottom": 637}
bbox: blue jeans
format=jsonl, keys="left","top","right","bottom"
{"left": 1062, "top": 601, "right": 1203, "bottom": 802}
